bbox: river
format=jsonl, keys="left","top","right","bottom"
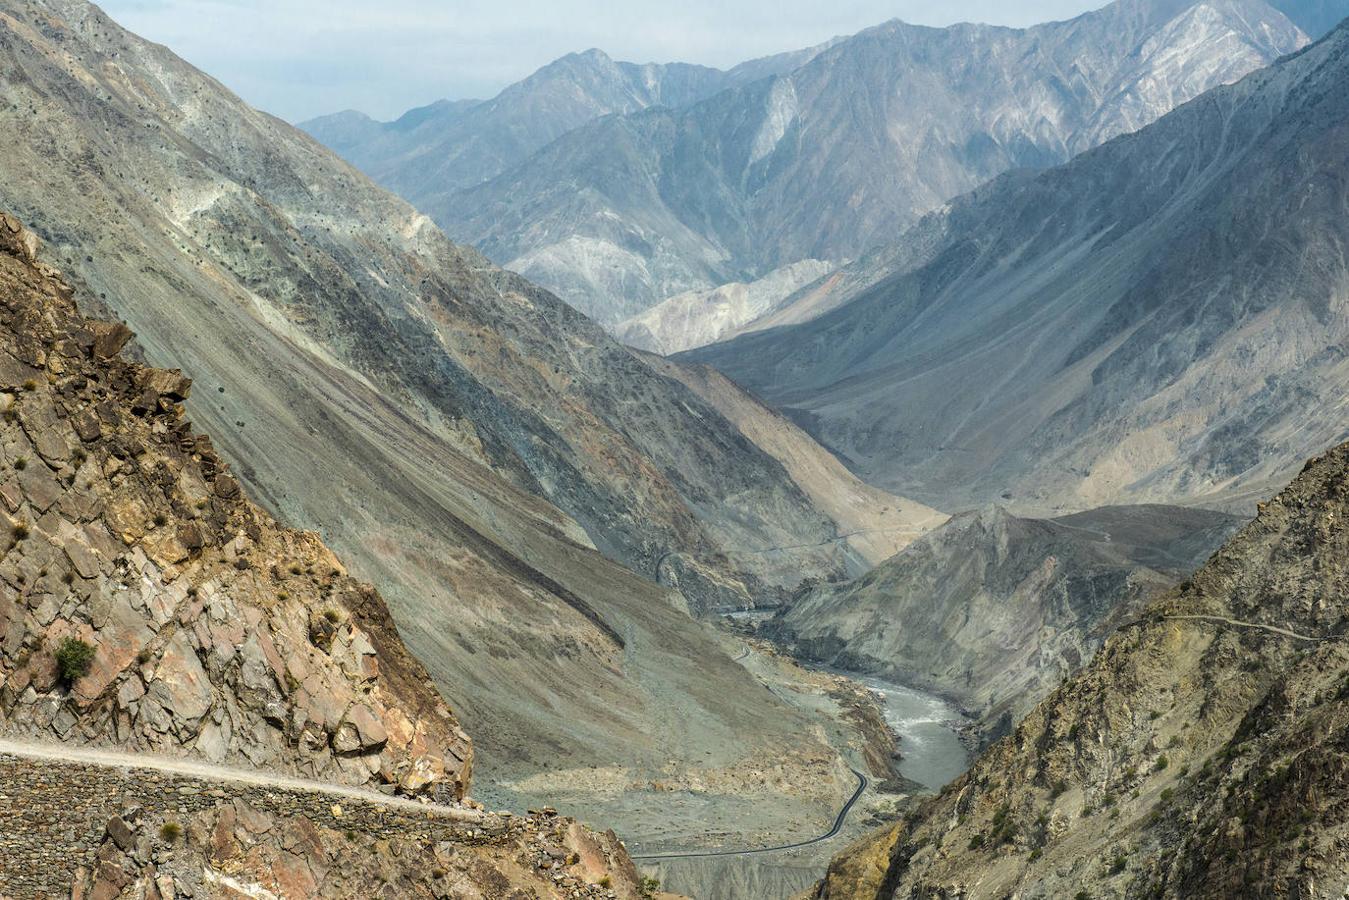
{"left": 860, "top": 676, "right": 972, "bottom": 790}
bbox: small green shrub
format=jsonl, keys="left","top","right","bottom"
{"left": 1154, "top": 755, "right": 1169, "bottom": 772}
{"left": 159, "top": 822, "right": 182, "bottom": 842}
{"left": 12, "top": 457, "right": 26, "bottom": 471}
{"left": 323, "top": 608, "right": 342, "bottom": 624}
{"left": 55, "top": 637, "right": 95, "bottom": 683}
{"left": 968, "top": 833, "right": 986, "bottom": 850}
{"left": 12, "top": 522, "right": 28, "bottom": 541}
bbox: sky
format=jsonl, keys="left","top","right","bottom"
{"left": 99, "top": 0, "right": 1111, "bottom": 123}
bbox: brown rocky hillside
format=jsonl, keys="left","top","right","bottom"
{"left": 814, "top": 440, "right": 1349, "bottom": 898}
{"left": 0, "top": 212, "right": 469, "bottom": 797}
{"left": 0, "top": 213, "right": 666, "bottom": 898}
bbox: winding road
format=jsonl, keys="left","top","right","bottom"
{"left": 629, "top": 768, "right": 869, "bottom": 861}
{"left": 1164, "top": 614, "right": 1323, "bottom": 642}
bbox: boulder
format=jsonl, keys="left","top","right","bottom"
{"left": 89, "top": 323, "right": 133, "bottom": 360}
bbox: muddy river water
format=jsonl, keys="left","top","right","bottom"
{"left": 860, "top": 676, "right": 972, "bottom": 790}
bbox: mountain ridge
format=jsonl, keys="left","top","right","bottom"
{"left": 425, "top": 0, "right": 1310, "bottom": 323}
{"left": 690, "top": 13, "right": 1349, "bottom": 516}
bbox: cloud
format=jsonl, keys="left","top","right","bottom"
{"left": 97, "top": 0, "right": 1109, "bottom": 122}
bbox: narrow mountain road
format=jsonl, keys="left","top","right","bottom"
{"left": 630, "top": 768, "right": 869, "bottom": 861}
{"left": 0, "top": 737, "right": 486, "bottom": 822}
{"left": 1165, "top": 615, "right": 1323, "bottom": 642}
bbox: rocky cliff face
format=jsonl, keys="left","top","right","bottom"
{"left": 692, "top": 18, "right": 1349, "bottom": 517}
{"left": 432, "top": 0, "right": 1308, "bottom": 323}
{"left": 0, "top": 214, "right": 471, "bottom": 799}
{"left": 0, "top": 0, "right": 860, "bottom": 846}
{"left": 813, "top": 441, "right": 1349, "bottom": 898}
{"left": 768, "top": 505, "right": 1243, "bottom": 733}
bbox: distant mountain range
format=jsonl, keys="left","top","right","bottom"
{"left": 300, "top": 39, "right": 840, "bottom": 213}
{"left": 690, "top": 15, "right": 1349, "bottom": 517}
{"left": 305, "top": 0, "right": 1323, "bottom": 326}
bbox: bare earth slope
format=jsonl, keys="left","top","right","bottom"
{"left": 769, "top": 504, "right": 1244, "bottom": 734}
{"left": 815, "top": 440, "right": 1349, "bottom": 899}
{"left": 437, "top": 0, "right": 1307, "bottom": 322}
{"left": 0, "top": 0, "right": 855, "bottom": 839}
{"left": 641, "top": 354, "right": 947, "bottom": 571}
{"left": 692, "top": 18, "right": 1349, "bottom": 516}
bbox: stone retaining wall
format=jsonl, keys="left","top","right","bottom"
{"left": 0, "top": 753, "right": 502, "bottom": 898}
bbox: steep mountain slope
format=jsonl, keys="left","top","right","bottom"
{"left": 0, "top": 216, "right": 662, "bottom": 900}
{"left": 769, "top": 505, "right": 1243, "bottom": 733}
{"left": 0, "top": 0, "right": 858, "bottom": 840}
{"left": 813, "top": 439, "right": 1349, "bottom": 899}
{"left": 693, "top": 18, "right": 1349, "bottom": 516}
{"left": 640, "top": 354, "right": 947, "bottom": 570}
{"left": 437, "top": 0, "right": 1307, "bottom": 322}
{"left": 300, "top": 40, "right": 840, "bottom": 207}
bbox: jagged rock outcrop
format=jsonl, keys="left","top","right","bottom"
{"left": 0, "top": 213, "right": 471, "bottom": 798}
{"left": 813, "top": 441, "right": 1349, "bottom": 898}
{"left": 431, "top": 0, "right": 1309, "bottom": 323}
{"left": 691, "top": 18, "right": 1349, "bottom": 517}
{"left": 768, "top": 505, "right": 1243, "bottom": 732}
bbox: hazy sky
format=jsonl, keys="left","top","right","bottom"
{"left": 99, "top": 0, "right": 1110, "bottom": 123}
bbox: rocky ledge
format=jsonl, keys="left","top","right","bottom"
{"left": 0, "top": 212, "right": 470, "bottom": 798}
